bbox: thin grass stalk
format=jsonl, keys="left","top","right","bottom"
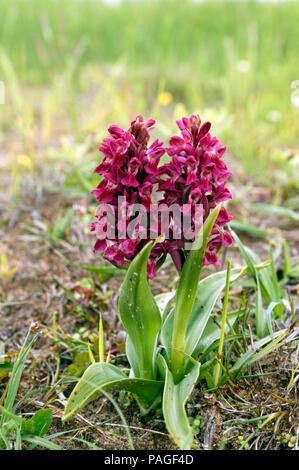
{"left": 214, "top": 259, "right": 231, "bottom": 386}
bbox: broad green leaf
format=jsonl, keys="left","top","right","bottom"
{"left": 162, "top": 358, "right": 200, "bottom": 449}
{"left": 154, "top": 292, "right": 175, "bottom": 321}
{"left": 171, "top": 204, "right": 221, "bottom": 380}
{"left": 21, "top": 409, "right": 53, "bottom": 437}
{"left": 119, "top": 242, "right": 161, "bottom": 379}
{"left": 162, "top": 268, "right": 246, "bottom": 362}
{"left": 126, "top": 336, "right": 140, "bottom": 378}
{"left": 63, "top": 362, "right": 164, "bottom": 421}
{"left": 156, "top": 353, "right": 166, "bottom": 381}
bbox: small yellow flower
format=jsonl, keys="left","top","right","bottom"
{"left": 17, "top": 154, "right": 33, "bottom": 171}
{"left": 0, "top": 253, "right": 17, "bottom": 280}
{"left": 157, "top": 91, "right": 173, "bottom": 106}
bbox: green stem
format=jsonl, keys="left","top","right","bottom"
{"left": 171, "top": 204, "right": 222, "bottom": 382}
{"left": 214, "top": 259, "right": 231, "bottom": 387}
{"left": 239, "top": 412, "right": 284, "bottom": 450}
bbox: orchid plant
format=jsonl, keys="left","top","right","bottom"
{"left": 62, "top": 115, "right": 289, "bottom": 449}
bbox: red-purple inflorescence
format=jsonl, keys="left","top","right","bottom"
{"left": 91, "top": 114, "right": 233, "bottom": 277}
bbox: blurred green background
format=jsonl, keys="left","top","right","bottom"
{"left": 0, "top": 0, "right": 298, "bottom": 183}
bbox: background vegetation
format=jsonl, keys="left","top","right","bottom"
{"left": 0, "top": 0, "right": 299, "bottom": 177}
{"left": 0, "top": 0, "right": 298, "bottom": 451}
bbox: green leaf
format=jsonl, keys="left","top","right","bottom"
{"left": 288, "top": 265, "right": 299, "bottom": 279}
{"left": 231, "top": 231, "right": 273, "bottom": 303}
{"left": 63, "top": 362, "right": 164, "bottom": 421}
{"left": 0, "top": 331, "right": 37, "bottom": 426}
{"left": 52, "top": 211, "right": 73, "bottom": 240}
{"left": 171, "top": 204, "right": 222, "bottom": 381}
{"left": 119, "top": 242, "right": 161, "bottom": 379}
{"left": 22, "top": 435, "right": 61, "bottom": 450}
{"left": 247, "top": 248, "right": 273, "bottom": 297}
{"left": 265, "top": 301, "right": 280, "bottom": 339}
{"left": 53, "top": 248, "right": 125, "bottom": 276}
{"left": 0, "top": 405, "right": 22, "bottom": 425}
{"left": 242, "top": 242, "right": 282, "bottom": 321}
{"left": 162, "top": 358, "right": 200, "bottom": 449}
{"left": 21, "top": 409, "right": 53, "bottom": 437}
{"left": 0, "top": 363, "right": 13, "bottom": 371}
{"left": 198, "top": 334, "right": 247, "bottom": 365}
{"left": 282, "top": 236, "right": 291, "bottom": 276}
{"left": 269, "top": 244, "right": 281, "bottom": 305}
{"left": 231, "top": 230, "right": 258, "bottom": 281}
{"left": 162, "top": 268, "right": 246, "bottom": 362}
{"left": 230, "top": 219, "right": 270, "bottom": 238}
{"left": 229, "top": 329, "right": 289, "bottom": 379}
{"left": 0, "top": 301, "right": 29, "bottom": 308}
{"left": 252, "top": 203, "right": 299, "bottom": 225}
{"left": 193, "top": 311, "right": 239, "bottom": 357}
{"left": 155, "top": 292, "right": 175, "bottom": 321}
{"left": 185, "top": 268, "right": 245, "bottom": 357}
{"left": 255, "top": 269, "right": 266, "bottom": 338}
{"left": 126, "top": 336, "right": 140, "bottom": 378}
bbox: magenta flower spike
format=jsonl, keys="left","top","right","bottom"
{"left": 159, "top": 114, "right": 233, "bottom": 269}
{"left": 91, "top": 114, "right": 233, "bottom": 277}
{"left": 91, "top": 115, "right": 166, "bottom": 277}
